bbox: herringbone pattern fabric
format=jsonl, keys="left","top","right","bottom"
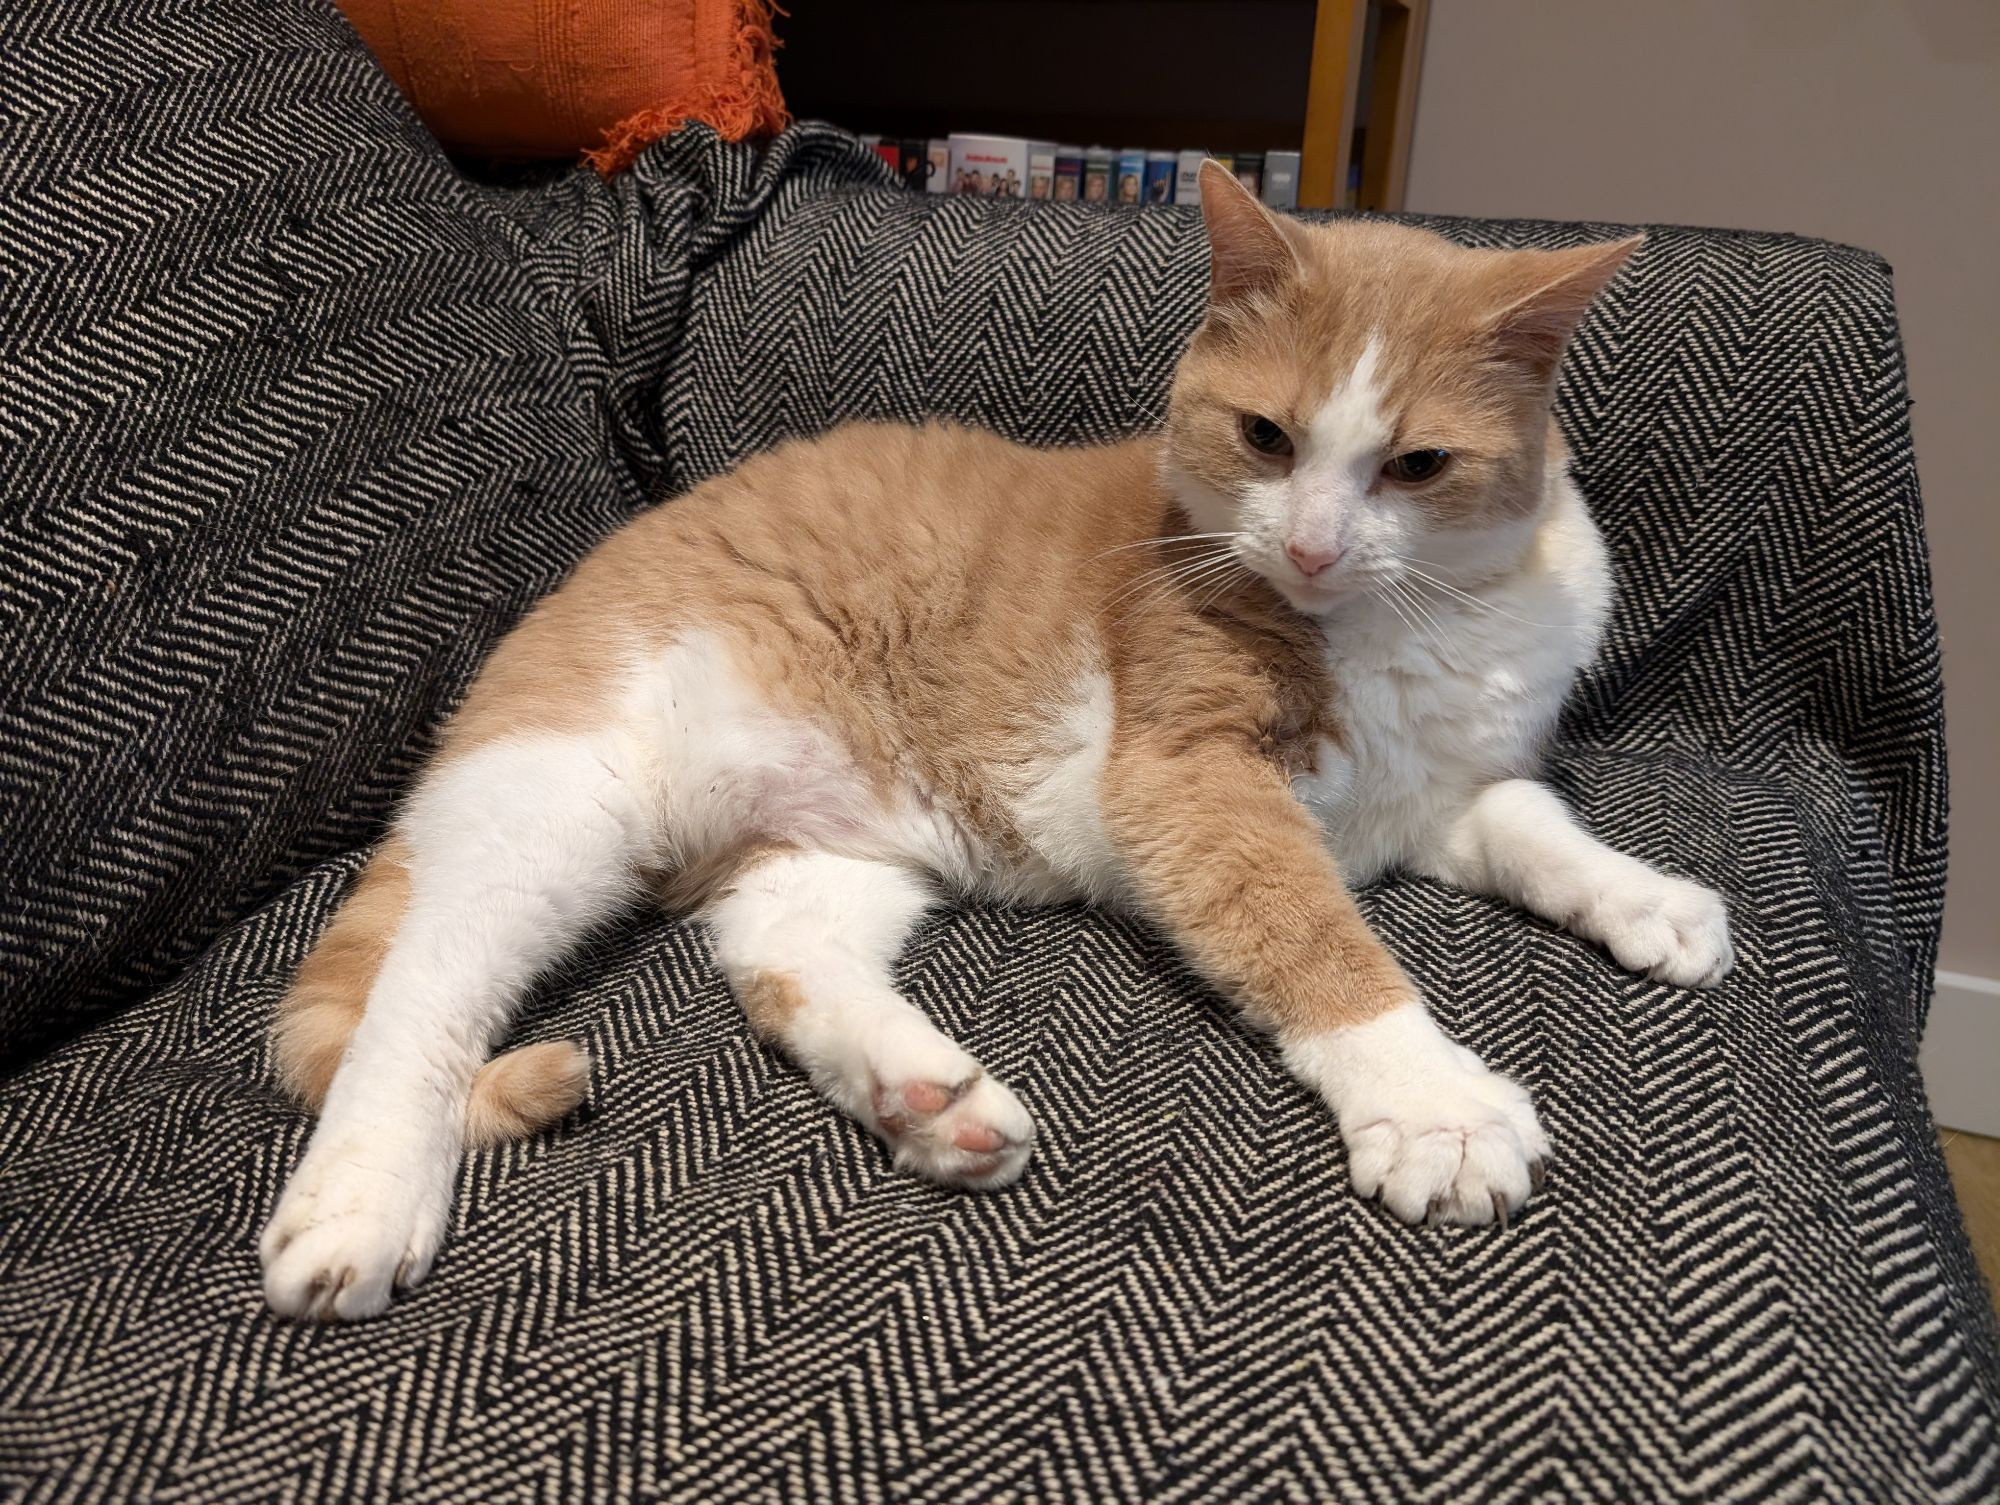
{"left": 2, "top": 0, "right": 1996, "bottom": 1500}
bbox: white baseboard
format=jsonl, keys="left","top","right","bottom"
{"left": 1923, "top": 970, "right": 2000, "bottom": 1138}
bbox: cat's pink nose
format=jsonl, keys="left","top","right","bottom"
{"left": 1286, "top": 541, "right": 1343, "bottom": 578}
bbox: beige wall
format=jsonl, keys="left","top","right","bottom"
{"left": 1404, "top": 0, "right": 1999, "bottom": 980}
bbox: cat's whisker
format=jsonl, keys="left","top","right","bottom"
{"left": 1114, "top": 554, "right": 1246, "bottom": 624}
{"left": 1162, "top": 574, "right": 1248, "bottom": 627}
{"left": 1104, "top": 546, "right": 1232, "bottom": 592}
{"left": 1155, "top": 554, "right": 1248, "bottom": 606}
{"left": 1395, "top": 562, "right": 1571, "bottom": 630}
{"left": 1383, "top": 576, "right": 1448, "bottom": 657}
{"left": 1400, "top": 555, "right": 1470, "bottom": 582}
{"left": 1389, "top": 576, "right": 1453, "bottom": 655}
{"left": 1102, "top": 548, "right": 1239, "bottom": 610}
{"left": 1089, "top": 532, "right": 1242, "bottom": 562}
{"left": 1189, "top": 559, "right": 1254, "bottom": 615}
{"left": 1119, "top": 542, "right": 1239, "bottom": 580}
{"left": 1397, "top": 563, "right": 1498, "bottom": 613}
{"left": 1371, "top": 584, "right": 1423, "bottom": 645}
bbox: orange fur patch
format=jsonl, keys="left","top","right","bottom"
{"left": 276, "top": 836, "right": 590, "bottom": 1142}
{"left": 736, "top": 970, "right": 809, "bottom": 1042}
{"left": 464, "top": 1042, "right": 591, "bottom": 1147}
{"left": 273, "top": 836, "right": 412, "bottom": 1105}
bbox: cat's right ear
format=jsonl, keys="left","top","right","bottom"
{"left": 1198, "top": 159, "right": 1300, "bottom": 308}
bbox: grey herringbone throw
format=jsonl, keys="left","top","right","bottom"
{"left": 3, "top": 1, "right": 1996, "bottom": 1499}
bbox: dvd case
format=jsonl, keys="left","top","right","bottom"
{"left": 1116, "top": 147, "right": 1147, "bottom": 206}
{"left": 1053, "top": 146, "right": 1084, "bottom": 201}
{"left": 1174, "top": 149, "right": 1205, "bottom": 206}
{"left": 1232, "top": 150, "right": 1264, "bottom": 199}
{"left": 1143, "top": 150, "right": 1176, "bottom": 205}
{"left": 949, "top": 134, "right": 1029, "bottom": 197}
{"left": 1261, "top": 150, "right": 1301, "bottom": 209}
{"left": 926, "top": 139, "right": 950, "bottom": 195}
{"left": 1028, "top": 142, "right": 1056, "bottom": 201}
{"left": 1082, "top": 147, "right": 1114, "bottom": 204}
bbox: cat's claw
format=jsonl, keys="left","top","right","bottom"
{"left": 1293, "top": 1003, "right": 1551, "bottom": 1230}
{"left": 260, "top": 1136, "right": 452, "bottom": 1322}
{"left": 1350, "top": 1102, "right": 1546, "bottom": 1229}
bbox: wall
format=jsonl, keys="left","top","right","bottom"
{"left": 1404, "top": 1, "right": 1998, "bottom": 1002}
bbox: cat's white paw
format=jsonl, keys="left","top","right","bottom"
{"left": 875, "top": 1071, "right": 1036, "bottom": 1190}
{"left": 1341, "top": 1065, "right": 1547, "bottom": 1227}
{"left": 259, "top": 1135, "right": 454, "bottom": 1322}
{"left": 1287, "top": 1001, "right": 1550, "bottom": 1227}
{"left": 1582, "top": 872, "right": 1734, "bottom": 988}
{"left": 798, "top": 1002, "right": 1035, "bottom": 1189}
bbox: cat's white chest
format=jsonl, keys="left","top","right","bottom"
{"left": 1292, "top": 505, "right": 1611, "bottom": 884}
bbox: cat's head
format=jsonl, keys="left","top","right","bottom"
{"left": 1163, "top": 161, "right": 1639, "bottom": 616}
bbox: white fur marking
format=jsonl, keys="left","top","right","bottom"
{"left": 1295, "top": 471, "right": 1614, "bottom": 882}
{"left": 1004, "top": 665, "right": 1122, "bottom": 903}
{"left": 1305, "top": 335, "right": 1391, "bottom": 463}
{"left": 1428, "top": 779, "right": 1734, "bottom": 988}
{"left": 263, "top": 732, "right": 652, "bottom": 1320}
{"left": 620, "top": 631, "right": 880, "bottom": 864}
{"left": 1285, "top": 1001, "right": 1549, "bottom": 1226}
{"left": 1281, "top": 336, "right": 1393, "bottom": 568}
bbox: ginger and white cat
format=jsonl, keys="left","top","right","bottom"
{"left": 261, "top": 164, "right": 1732, "bottom": 1322}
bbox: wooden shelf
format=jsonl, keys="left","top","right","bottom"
{"left": 775, "top": 0, "right": 1426, "bottom": 212}
{"left": 1303, "top": 0, "right": 1428, "bottom": 210}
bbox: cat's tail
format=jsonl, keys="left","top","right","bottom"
{"left": 271, "top": 837, "right": 590, "bottom": 1147}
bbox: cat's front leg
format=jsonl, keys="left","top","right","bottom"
{"left": 1423, "top": 778, "right": 1734, "bottom": 988}
{"left": 1105, "top": 745, "right": 1547, "bottom": 1226}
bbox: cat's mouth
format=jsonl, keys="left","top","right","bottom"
{"left": 1263, "top": 562, "right": 1361, "bottom": 615}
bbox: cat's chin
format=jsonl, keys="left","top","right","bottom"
{"left": 1266, "top": 573, "right": 1359, "bottom": 618}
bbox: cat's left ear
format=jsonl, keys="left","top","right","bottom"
{"left": 1478, "top": 234, "right": 1645, "bottom": 376}
{"left": 1199, "top": 159, "right": 1302, "bottom": 309}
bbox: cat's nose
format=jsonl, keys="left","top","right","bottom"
{"left": 1286, "top": 541, "right": 1344, "bottom": 578}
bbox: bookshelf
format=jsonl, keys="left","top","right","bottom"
{"left": 777, "top": 0, "right": 1429, "bottom": 212}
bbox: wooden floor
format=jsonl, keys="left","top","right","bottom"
{"left": 1942, "top": 1128, "right": 2000, "bottom": 1318}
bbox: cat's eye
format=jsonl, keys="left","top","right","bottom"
{"left": 1383, "top": 449, "right": 1451, "bottom": 484}
{"left": 1240, "top": 414, "right": 1293, "bottom": 458}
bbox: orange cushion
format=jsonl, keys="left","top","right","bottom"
{"left": 336, "top": 0, "right": 787, "bottom": 172}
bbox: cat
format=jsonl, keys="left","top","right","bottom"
{"left": 260, "top": 162, "right": 1733, "bottom": 1322}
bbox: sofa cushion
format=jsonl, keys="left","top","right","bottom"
{"left": 1, "top": 750, "right": 1993, "bottom": 1501}
{"left": 0, "top": 0, "right": 643, "bottom": 1063}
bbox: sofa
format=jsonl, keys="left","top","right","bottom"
{"left": 4, "top": 1, "right": 1997, "bottom": 1499}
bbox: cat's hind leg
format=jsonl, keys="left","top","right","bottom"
{"left": 272, "top": 835, "right": 591, "bottom": 1148}
{"left": 260, "top": 732, "right": 653, "bottom": 1321}
{"left": 706, "top": 850, "right": 1034, "bottom": 1189}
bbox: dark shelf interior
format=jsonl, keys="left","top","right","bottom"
{"left": 775, "top": 0, "right": 1318, "bottom": 153}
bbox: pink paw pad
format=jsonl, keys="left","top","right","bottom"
{"left": 863, "top": 1066, "right": 1035, "bottom": 1190}
{"left": 873, "top": 1079, "right": 960, "bottom": 1138}
{"left": 952, "top": 1123, "right": 1004, "bottom": 1153}
{"left": 903, "top": 1082, "right": 952, "bottom": 1115}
